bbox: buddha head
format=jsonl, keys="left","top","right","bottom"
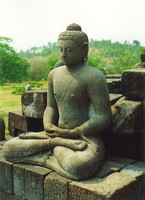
{"left": 58, "top": 23, "right": 89, "bottom": 67}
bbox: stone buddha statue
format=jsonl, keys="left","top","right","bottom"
{"left": 3, "top": 23, "right": 111, "bottom": 180}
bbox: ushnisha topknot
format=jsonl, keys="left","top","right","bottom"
{"left": 58, "top": 23, "right": 89, "bottom": 47}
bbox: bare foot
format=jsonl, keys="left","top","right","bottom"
{"left": 52, "top": 137, "right": 87, "bottom": 151}
{"left": 19, "top": 131, "right": 49, "bottom": 139}
{"left": 71, "top": 141, "right": 87, "bottom": 151}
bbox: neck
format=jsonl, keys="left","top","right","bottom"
{"left": 66, "top": 63, "right": 85, "bottom": 72}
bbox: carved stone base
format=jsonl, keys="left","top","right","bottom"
{"left": 0, "top": 137, "right": 145, "bottom": 200}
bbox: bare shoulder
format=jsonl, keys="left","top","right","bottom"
{"left": 83, "top": 65, "right": 106, "bottom": 83}
{"left": 48, "top": 65, "right": 65, "bottom": 78}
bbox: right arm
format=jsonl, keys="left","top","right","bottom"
{"left": 43, "top": 70, "right": 59, "bottom": 132}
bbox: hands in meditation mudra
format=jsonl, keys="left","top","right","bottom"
{"left": 3, "top": 23, "right": 111, "bottom": 180}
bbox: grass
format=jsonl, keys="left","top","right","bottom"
{"left": 0, "top": 81, "right": 47, "bottom": 135}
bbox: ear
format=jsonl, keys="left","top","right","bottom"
{"left": 82, "top": 43, "right": 89, "bottom": 62}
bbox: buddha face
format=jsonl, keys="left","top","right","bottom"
{"left": 58, "top": 40, "right": 86, "bottom": 68}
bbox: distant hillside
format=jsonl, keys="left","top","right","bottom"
{"left": 18, "top": 39, "right": 141, "bottom": 80}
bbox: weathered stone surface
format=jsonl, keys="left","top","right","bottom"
{"left": 107, "top": 78, "right": 121, "bottom": 94}
{"left": 96, "top": 161, "right": 124, "bottom": 178}
{"left": 69, "top": 172, "right": 137, "bottom": 200}
{"left": 9, "top": 110, "right": 44, "bottom": 136}
{"left": 122, "top": 68, "right": 145, "bottom": 99}
{"left": 121, "top": 164, "right": 144, "bottom": 178}
{"left": 109, "top": 93, "right": 122, "bottom": 105}
{"left": 9, "top": 110, "right": 29, "bottom": 136}
{"left": 13, "top": 163, "right": 27, "bottom": 199}
{"left": 111, "top": 96, "right": 143, "bottom": 136}
{"left": 121, "top": 165, "right": 145, "bottom": 200}
{"left": 44, "top": 172, "right": 70, "bottom": 200}
{"left": 21, "top": 90, "right": 47, "bottom": 118}
{"left": 106, "top": 155, "right": 135, "bottom": 166}
{"left": 0, "top": 156, "right": 13, "bottom": 194}
{"left": 0, "top": 191, "right": 24, "bottom": 200}
{"left": 24, "top": 165, "right": 51, "bottom": 200}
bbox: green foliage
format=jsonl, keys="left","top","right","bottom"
{"left": 0, "top": 36, "right": 30, "bottom": 84}
{"left": 27, "top": 56, "right": 48, "bottom": 81}
{"left": 140, "top": 47, "right": 145, "bottom": 54}
{"left": 19, "top": 42, "right": 59, "bottom": 58}
{"left": 88, "top": 39, "right": 140, "bottom": 74}
{"left": 18, "top": 39, "right": 141, "bottom": 78}
{"left": 11, "top": 81, "right": 44, "bottom": 95}
{"left": 45, "top": 51, "right": 60, "bottom": 74}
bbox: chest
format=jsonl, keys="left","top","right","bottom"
{"left": 53, "top": 72, "right": 88, "bottom": 103}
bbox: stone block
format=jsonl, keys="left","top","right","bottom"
{"left": 24, "top": 165, "right": 51, "bottom": 200}
{"left": 109, "top": 93, "right": 122, "bottom": 105}
{"left": 96, "top": 161, "right": 124, "bottom": 178}
{"left": 12, "top": 163, "right": 27, "bottom": 199}
{"left": 0, "top": 156, "right": 13, "bottom": 194}
{"left": 121, "top": 164, "right": 144, "bottom": 179}
{"left": 111, "top": 97, "right": 143, "bottom": 136}
{"left": 107, "top": 78, "right": 121, "bottom": 94}
{"left": 9, "top": 111, "right": 29, "bottom": 136}
{"left": 0, "top": 191, "right": 24, "bottom": 200}
{"left": 21, "top": 90, "right": 47, "bottom": 118}
{"left": 121, "top": 165, "right": 145, "bottom": 200}
{"left": 122, "top": 68, "right": 145, "bottom": 99}
{"left": 44, "top": 172, "right": 70, "bottom": 200}
{"left": 106, "top": 155, "right": 135, "bottom": 166}
{"left": 9, "top": 111, "right": 44, "bottom": 136}
{"left": 69, "top": 172, "right": 137, "bottom": 200}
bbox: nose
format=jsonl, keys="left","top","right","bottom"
{"left": 62, "top": 49, "right": 67, "bottom": 58}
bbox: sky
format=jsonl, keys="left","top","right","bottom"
{"left": 0, "top": 0, "right": 145, "bottom": 51}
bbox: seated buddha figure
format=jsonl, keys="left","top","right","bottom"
{"left": 3, "top": 23, "right": 111, "bottom": 180}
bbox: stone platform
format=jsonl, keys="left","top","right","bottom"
{"left": 0, "top": 136, "right": 145, "bottom": 200}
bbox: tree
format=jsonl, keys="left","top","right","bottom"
{"left": 133, "top": 40, "right": 140, "bottom": 46}
{"left": 27, "top": 56, "right": 48, "bottom": 80}
{"left": 0, "top": 36, "right": 30, "bottom": 83}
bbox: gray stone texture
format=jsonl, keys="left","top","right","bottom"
{"left": 111, "top": 96, "right": 143, "bottom": 136}
{"left": 121, "top": 164, "right": 145, "bottom": 200}
{"left": 69, "top": 172, "right": 137, "bottom": 200}
{"left": 0, "top": 191, "right": 24, "bottom": 200}
{"left": 107, "top": 78, "right": 121, "bottom": 94}
{"left": 122, "top": 68, "right": 145, "bottom": 99}
{"left": 13, "top": 163, "right": 27, "bottom": 198}
{"left": 9, "top": 111, "right": 44, "bottom": 136}
{"left": 24, "top": 165, "right": 51, "bottom": 200}
{"left": 0, "top": 156, "right": 13, "bottom": 194}
{"left": 21, "top": 90, "right": 47, "bottom": 118}
{"left": 106, "top": 155, "right": 135, "bottom": 166}
{"left": 44, "top": 172, "right": 70, "bottom": 200}
{"left": 96, "top": 161, "right": 124, "bottom": 178}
